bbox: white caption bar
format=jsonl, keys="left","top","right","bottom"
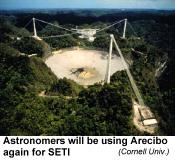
{"left": 0, "top": 136, "right": 174, "bottom": 162}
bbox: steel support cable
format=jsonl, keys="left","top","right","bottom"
{"left": 41, "top": 32, "right": 78, "bottom": 39}
{"left": 127, "top": 21, "right": 138, "bottom": 37}
{"left": 15, "top": 18, "right": 33, "bottom": 37}
{"left": 96, "top": 19, "right": 125, "bottom": 33}
{"left": 23, "top": 19, "right": 33, "bottom": 28}
{"left": 36, "top": 21, "right": 45, "bottom": 30}
{"left": 35, "top": 18, "right": 73, "bottom": 32}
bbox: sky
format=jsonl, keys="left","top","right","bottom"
{"left": 0, "top": 0, "right": 175, "bottom": 10}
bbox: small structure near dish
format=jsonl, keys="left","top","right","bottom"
{"left": 139, "top": 106, "right": 158, "bottom": 126}
{"left": 133, "top": 101, "right": 158, "bottom": 134}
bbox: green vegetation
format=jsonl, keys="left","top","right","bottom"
{"left": 0, "top": 41, "right": 58, "bottom": 135}
{"left": 12, "top": 37, "right": 43, "bottom": 56}
{"left": 0, "top": 10, "right": 175, "bottom": 135}
{"left": 46, "top": 78, "right": 84, "bottom": 97}
{"left": 45, "top": 36, "right": 78, "bottom": 50}
{"left": 0, "top": 39, "right": 139, "bottom": 135}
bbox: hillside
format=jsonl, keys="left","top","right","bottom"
{"left": 0, "top": 10, "right": 175, "bottom": 135}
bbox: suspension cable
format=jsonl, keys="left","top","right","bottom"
{"left": 41, "top": 32, "right": 77, "bottom": 39}
{"left": 18, "top": 18, "right": 139, "bottom": 40}
{"left": 127, "top": 21, "right": 138, "bottom": 37}
{"left": 15, "top": 18, "right": 33, "bottom": 37}
{"left": 35, "top": 18, "right": 73, "bottom": 32}
{"left": 96, "top": 19, "right": 125, "bottom": 33}
{"left": 23, "top": 18, "right": 33, "bottom": 28}
{"left": 36, "top": 20, "right": 45, "bottom": 30}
